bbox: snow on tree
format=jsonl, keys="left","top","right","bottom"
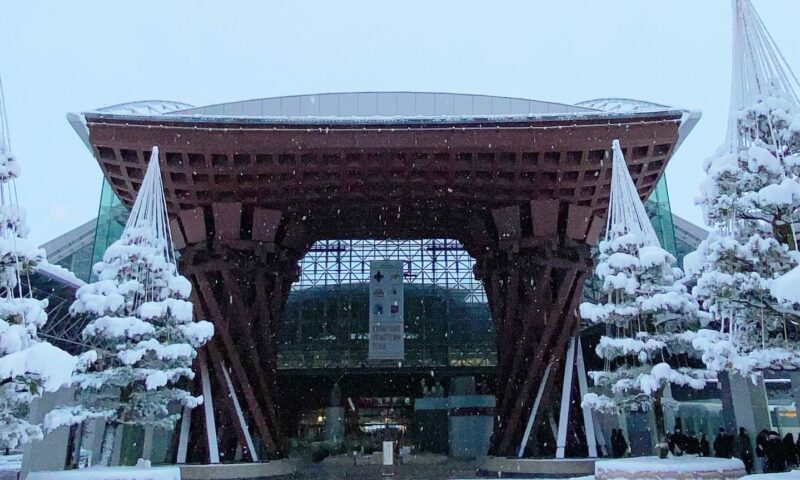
{"left": 44, "top": 148, "right": 213, "bottom": 464}
{"left": 771, "top": 265, "right": 800, "bottom": 311}
{"left": 580, "top": 141, "right": 706, "bottom": 437}
{"left": 685, "top": 0, "right": 800, "bottom": 376}
{"left": 0, "top": 75, "right": 76, "bottom": 450}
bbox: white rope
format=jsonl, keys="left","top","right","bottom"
{"left": 0, "top": 74, "right": 10, "bottom": 155}
{"left": 605, "top": 140, "right": 661, "bottom": 248}
{"left": 117, "top": 146, "right": 181, "bottom": 310}
{"left": 727, "top": 0, "right": 800, "bottom": 153}
{"left": 0, "top": 71, "right": 33, "bottom": 322}
{"left": 123, "top": 146, "right": 176, "bottom": 266}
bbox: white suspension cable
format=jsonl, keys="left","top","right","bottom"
{"left": 605, "top": 140, "right": 661, "bottom": 248}
{"left": 123, "top": 146, "right": 177, "bottom": 266}
{"left": 0, "top": 73, "right": 11, "bottom": 155}
{"left": 727, "top": 0, "right": 800, "bottom": 153}
{"left": 0, "top": 70, "right": 36, "bottom": 328}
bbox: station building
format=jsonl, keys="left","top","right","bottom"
{"left": 35, "top": 92, "right": 719, "bottom": 464}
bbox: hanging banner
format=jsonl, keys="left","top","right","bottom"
{"left": 368, "top": 260, "right": 405, "bottom": 360}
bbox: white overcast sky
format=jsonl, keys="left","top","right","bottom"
{"left": 2, "top": 0, "right": 800, "bottom": 245}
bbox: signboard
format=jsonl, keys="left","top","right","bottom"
{"left": 368, "top": 260, "right": 404, "bottom": 360}
{"left": 382, "top": 441, "right": 394, "bottom": 466}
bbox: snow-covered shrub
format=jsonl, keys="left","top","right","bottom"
{"left": 580, "top": 225, "right": 707, "bottom": 423}
{"left": 579, "top": 141, "right": 706, "bottom": 437}
{"left": 0, "top": 134, "right": 76, "bottom": 448}
{"left": 686, "top": 0, "right": 800, "bottom": 379}
{"left": 44, "top": 150, "right": 213, "bottom": 464}
{"left": 689, "top": 96, "right": 800, "bottom": 376}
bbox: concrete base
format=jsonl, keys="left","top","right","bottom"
{"left": 414, "top": 397, "right": 448, "bottom": 454}
{"left": 323, "top": 453, "right": 449, "bottom": 467}
{"left": 595, "top": 456, "right": 746, "bottom": 480}
{"left": 325, "top": 406, "right": 345, "bottom": 444}
{"left": 720, "top": 372, "right": 770, "bottom": 474}
{"left": 479, "top": 457, "right": 596, "bottom": 478}
{"left": 21, "top": 388, "right": 75, "bottom": 478}
{"left": 179, "top": 460, "right": 297, "bottom": 479}
{"left": 448, "top": 395, "right": 494, "bottom": 458}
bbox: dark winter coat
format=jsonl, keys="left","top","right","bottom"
{"left": 738, "top": 430, "right": 754, "bottom": 475}
{"left": 700, "top": 435, "right": 710, "bottom": 457}
{"left": 669, "top": 430, "right": 688, "bottom": 456}
{"left": 756, "top": 429, "right": 770, "bottom": 458}
{"left": 783, "top": 433, "right": 798, "bottom": 468}
{"left": 796, "top": 436, "right": 800, "bottom": 467}
{"left": 613, "top": 430, "right": 620, "bottom": 458}
{"left": 611, "top": 429, "right": 628, "bottom": 458}
{"left": 725, "top": 433, "right": 735, "bottom": 459}
{"left": 714, "top": 431, "right": 731, "bottom": 458}
{"left": 764, "top": 431, "right": 784, "bottom": 473}
{"left": 686, "top": 435, "right": 700, "bottom": 455}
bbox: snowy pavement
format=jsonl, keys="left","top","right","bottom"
{"left": 742, "top": 472, "right": 800, "bottom": 479}
{"left": 458, "top": 477, "right": 595, "bottom": 480}
{"left": 0, "top": 454, "right": 21, "bottom": 480}
{"left": 27, "top": 466, "right": 180, "bottom": 480}
{"left": 595, "top": 455, "right": 746, "bottom": 480}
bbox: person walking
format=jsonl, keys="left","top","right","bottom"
{"left": 618, "top": 429, "right": 628, "bottom": 457}
{"left": 725, "top": 429, "right": 736, "bottom": 459}
{"left": 610, "top": 429, "right": 618, "bottom": 458}
{"left": 669, "top": 427, "right": 687, "bottom": 456}
{"left": 738, "top": 427, "right": 755, "bottom": 475}
{"left": 764, "top": 431, "right": 784, "bottom": 473}
{"left": 611, "top": 428, "right": 628, "bottom": 458}
{"left": 757, "top": 429, "right": 770, "bottom": 471}
{"left": 783, "top": 433, "right": 798, "bottom": 469}
{"left": 713, "top": 428, "right": 731, "bottom": 458}
{"left": 796, "top": 435, "right": 800, "bottom": 469}
{"left": 686, "top": 432, "right": 700, "bottom": 455}
{"left": 700, "top": 433, "right": 710, "bottom": 457}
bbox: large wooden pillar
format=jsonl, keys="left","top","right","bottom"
{"left": 470, "top": 200, "right": 602, "bottom": 457}
{"left": 171, "top": 203, "right": 306, "bottom": 462}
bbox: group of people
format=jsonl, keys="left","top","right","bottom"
{"left": 754, "top": 429, "right": 799, "bottom": 474}
{"left": 612, "top": 425, "right": 800, "bottom": 474}
{"left": 666, "top": 427, "right": 711, "bottom": 457}
{"left": 709, "top": 427, "right": 800, "bottom": 474}
{"left": 711, "top": 428, "right": 754, "bottom": 473}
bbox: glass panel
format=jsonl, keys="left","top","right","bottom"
{"left": 282, "top": 239, "right": 495, "bottom": 370}
{"left": 88, "top": 180, "right": 129, "bottom": 281}
{"left": 645, "top": 175, "right": 679, "bottom": 258}
{"left": 584, "top": 175, "right": 680, "bottom": 305}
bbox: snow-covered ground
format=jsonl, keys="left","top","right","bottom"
{"left": 595, "top": 455, "right": 746, "bottom": 480}
{"left": 463, "top": 477, "right": 595, "bottom": 480}
{"left": 742, "top": 471, "right": 800, "bottom": 479}
{"left": 27, "top": 465, "right": 180, "bottom": 480}
{"left": 466, "top": 477, "right": 595, "bottom": 480}
{"left": 0, "top": 454, "right": 21, "bottom": 480}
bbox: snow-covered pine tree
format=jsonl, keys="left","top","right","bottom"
{"left": 44, "top": 148, "right": 213, "bottom": 464}
{"left": 685, "top": 0, "right": 800, "bottom": 375}
{"left": 0, "top": 75, "right": 76, "bottom": 450}
{"left": 580, "top": 141, "right": 706, "bottom": 438}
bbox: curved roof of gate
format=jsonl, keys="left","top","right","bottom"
{"left": 72, "top": 91, "right": 698, "bottom": 154}
{"left": 73, "top": 91, "right": 701, "bottom": 243}
{"left": 167, "top": 92, "right": 602, "bottom": 118}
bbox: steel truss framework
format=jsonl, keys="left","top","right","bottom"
{"left": 283, "top": 239, "right": 494, "bottom": 369}
{"left": 295, "top": 239, "right": 485, "bottom": 302}
{"left": 29, "top": 273, "right": 93, "bottom": 354}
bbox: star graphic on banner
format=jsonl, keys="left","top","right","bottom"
{"left": 374, "top": 271, "right": 384, "bottom": 282}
